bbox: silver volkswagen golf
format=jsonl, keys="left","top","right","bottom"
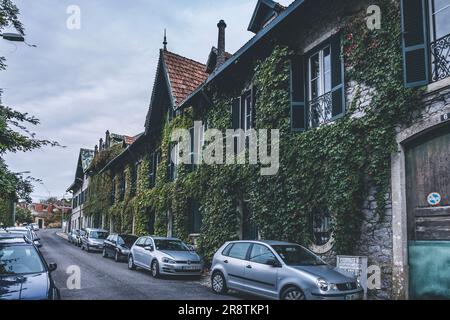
{"left": 211, "top": 240, "right": 364, "bottom": 300}
{"left": 128, "top": 236, "right": 203, "bottom": 277}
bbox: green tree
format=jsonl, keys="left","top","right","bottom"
{"left": 15, "top": 205, "right": 32, "bottom": 225}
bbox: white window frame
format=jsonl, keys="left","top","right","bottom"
{"left": 308, "top": 45, "right": 332, "bottom": 127}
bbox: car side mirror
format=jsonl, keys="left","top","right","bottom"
{"left": 267, "top": 259, "right": 281, "bottom": 268}
{"left": 48, "top": 263, "right": 57, "bottom": 272}
{"left": 144, "top": 245, "right": 154, "bottom": 251}
{"left": 187, "top": 245, "right": 195, "bottom": 251}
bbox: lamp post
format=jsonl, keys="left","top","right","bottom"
{"left": 3, "top": 32, "right": 27, "bottom": 226}
{"left": 10, "top": 171, "right": 31, "bottom": 226}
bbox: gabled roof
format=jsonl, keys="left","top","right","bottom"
{"left": 248, "top": 0, "right": 286, "bottom": 34}
{"left": 66, "top": 148, "right": 94, "bottom": 192}
{"left": 162, "top": 50, "right": 208, "bottom": 106}
{"left": 145, "top": 49, "right": 209, "bottom": 131}
{"left": 80, "top": 148, "right": 95, "bottom": 172}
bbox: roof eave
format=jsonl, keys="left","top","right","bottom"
{"left": 178, "top": 0, "right": 306, "bottom": 110}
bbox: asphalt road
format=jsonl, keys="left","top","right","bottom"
{"left": 38, "top": 229, "right": 240, "bottom": 300}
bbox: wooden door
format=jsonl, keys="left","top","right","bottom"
{"left": 405, "top": 124, "right": 450, "bottom": 299}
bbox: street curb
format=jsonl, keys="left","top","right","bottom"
{"left": 56, "top": 232, "right": 69, "bottom": 240}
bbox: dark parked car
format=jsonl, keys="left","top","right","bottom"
{"left": 0, "top": 233, "right": 60, "bottom": 300}
{"left": 103, "top": 234, "right": 138, "bottom": 262}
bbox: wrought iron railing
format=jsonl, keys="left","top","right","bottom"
{"left": 430, "top": 33, "right": 450, "bottom": 83}
{"left": 308, "top": 91, "right": 332, "bottom": 128}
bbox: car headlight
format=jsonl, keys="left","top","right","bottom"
{"left": 357, "top": 278, "right": 362, "bottom": 288}
{"left": 162, "top": 257, "right": 176, "bottom": 264}
{"left": 316, "top": 278, "right": 329, "bottom": 291}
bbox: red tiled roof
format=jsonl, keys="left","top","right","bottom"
{"left": 162, "top": 50, "right": 209, "bottom": 106}
{"left": 123, "top": 135, "right": 137, "bottom": 146}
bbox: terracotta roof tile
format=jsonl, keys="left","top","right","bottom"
{"left": 162, "top": 50, "right": 209, "bottom": 106}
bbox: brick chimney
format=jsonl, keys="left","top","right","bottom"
{"left": 105, "top": 130, "right": 110, "bottom": 149}
{"left": 216, "top": 20, "right": 227, "bottom": 68}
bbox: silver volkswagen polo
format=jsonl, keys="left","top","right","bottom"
{"left": 211, "top": 240, "right": 364, "bottom": 300}
{"left": 128, "top": 237, "right": 203, "bottom": 277}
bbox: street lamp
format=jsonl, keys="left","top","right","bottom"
{"left": 1, "top": 32, "right": 25, "bottom": 42}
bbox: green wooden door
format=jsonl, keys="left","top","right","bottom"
{"left": 405, "top": 124, "right": 450, "bottom": 299}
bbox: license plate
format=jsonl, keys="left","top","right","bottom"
{"left": 345, "top": 293, "right": 361, "bottom": 300}
{"left": 182, "top": 266, "right": 200, "bottom": 271}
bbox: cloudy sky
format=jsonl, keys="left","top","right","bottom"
{"left": 1, "top": 0, "right": 293, "bottom": 201}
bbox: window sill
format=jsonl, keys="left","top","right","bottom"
{"left": 427, "top": 77, "right": 450, "bottom": 94}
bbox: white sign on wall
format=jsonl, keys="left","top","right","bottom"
{"left": 336, "top": 255, "right": 368, "bottom": 297}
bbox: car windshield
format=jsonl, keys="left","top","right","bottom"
{"left": 0, "top": 244, "right": 45, "bottom": 275}
{"left": 154, "top": 239, "right": 189, "bottom": 251}
{"left": 89, "top": 231, "right": 108, "bottom": 239}
{"left": 118, "top": 235, "right": 138, "bottom": 247}
{"left": 272, "top": 245, "right": 326, "bottom": 266}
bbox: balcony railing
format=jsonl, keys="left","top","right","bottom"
{"left": 308, "top": 91, "right": 332, "bottom": 128}
{"left": 430, "top": 33, "right": 450, "bottom": 83}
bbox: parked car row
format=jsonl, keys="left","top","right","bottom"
{"left": 0, "top": 230, "right": 60, "bottom": 300}
{"left": 68, "top": 227, "right": 363, "bottom": 300}
{"left": 1, "top": 226, "right": 41, "bottom": 248}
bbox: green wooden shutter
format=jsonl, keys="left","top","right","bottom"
{"left": 251, "top": 86, "right": 257, "bottom": 128}
{"left": 232, "top": 98, "right": 240, "bottom": 129}
{"left": 331, "top": 34, "right": 345, "bottom": 119}
{"left": 240, "top": 96, "right": 245, "bottom": 130}
{"left": 401, "top": 0, "right": 429, "bottom": 87}
{"left": 167, "top": 142, "right": 174, "bottom": 181}
{"left": 290, "top": 55, "right": 306, "bottom": 131}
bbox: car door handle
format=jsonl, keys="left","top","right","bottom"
{"left": 246, "top": 265, "right": 252, "bottom": 269}
{"left": 223, "top": 260, "right": 228, "bottom": 264}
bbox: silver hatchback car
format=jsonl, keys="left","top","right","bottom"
{"left": 81, "top": 228, "right": 109, "bottom": 252}
{"left": 211, "top": 240, "right": 364, "bottom": 300}
{"left": 128, "top": 237, "right": 203, "bottom": 277}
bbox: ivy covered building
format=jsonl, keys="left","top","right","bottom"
{"left": 75, "top": 0, "right": 450, "bottom": 300}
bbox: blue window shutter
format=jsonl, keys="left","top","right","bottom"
{"left": 232, "top": 98, "right": 240, "bottom": 129}
{"left": 290, "top": 56, "right": 306, "bottom": 131}
{"left": 401, "top": 0, "right": 429, "bottom": 87}
{"left": 331, "top": 33, "right": 345, "bottom": 119}
{"left": 251, "top": 86, "right": 257, "bottom": 128}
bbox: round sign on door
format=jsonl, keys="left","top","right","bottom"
{"left": 427, "top": 192, "right": 441, "bottom": 206}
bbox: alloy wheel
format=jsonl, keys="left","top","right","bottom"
{"left": 128, "top": 256, "right": 135, "bottom": 270}
{"left": 212, "top": 274, "right": 224, "bottom": 293}
{"left": 283, "top": 288, "right": 305, "bottom": 300}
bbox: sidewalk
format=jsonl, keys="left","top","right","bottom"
{"left": 56, "top": 231, "right": 68, "bottom": 240}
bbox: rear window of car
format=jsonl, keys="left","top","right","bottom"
{"left": 0, "top": 244, "right": 45, "bottom": 275}
{"left": 227, "top": 243, "right": 252, "bottom": 260}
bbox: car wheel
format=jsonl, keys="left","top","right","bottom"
{"left": 128, "top": 255, "right": 136, "bottom": 270}
{"left": 281, "top": 286, "right": 306, "bottom": 300}
{"left": 211, "top": 271, "right": 228, "bottom": 295}
{"left": 151, "top": 260, "right": 160, "bottom": 278}
{"left": 102, "top": 248, "right": 108, "bottom": 258}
